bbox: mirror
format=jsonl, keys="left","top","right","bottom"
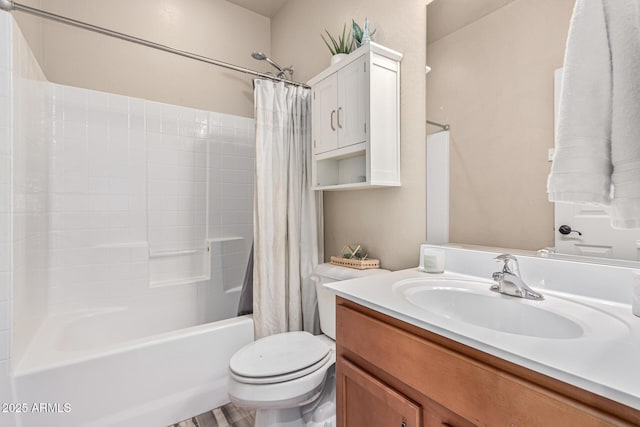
{"left": 426, "top": 0, "right": 640, "bottom": 262}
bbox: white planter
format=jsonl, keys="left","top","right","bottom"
{"left": 331, "top": 53, "right": 347, "bottom": 65}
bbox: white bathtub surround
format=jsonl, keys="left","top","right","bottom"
{"left": 45, "top": 85, "right": 255, "bottom": 316}
{"left": 0, "top": 10, "right": 13, "bottom": 413}
{"left": 11, "top": 12, "right": 50, "bottom": 369}
{"left": 325, "top": 244, "right": 640, "bottom": 410}
{"left": 1, "top": 13, "right": 256, "bottom": 427}
{"left": 14, "top": 316, "right": 253, "bottom": 427}
{"left": 0, "top": 11, "right": 51, "bottom": 420}
{"left": 13, "top": 91, "right": 254, "bottom": 425}
{"left": 548, "top": 0, "right": 640, "bottom": 229}
{"left": 253, "top": 80, "right": 323, "bottom": 339}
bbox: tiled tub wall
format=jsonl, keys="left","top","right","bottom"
{"left": 47, "top": 85, "right": 149, "bottom": 309}
{"left": 48, "top": 84, "right": 255, "bottom": 320}
{"left": 0, "top": 12, "right": 13, "bottom": 407}
{"left": 1, "top": 12, "right": 51, "bottom": 410}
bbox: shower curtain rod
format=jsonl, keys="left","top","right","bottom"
{"left": 0, "top": 0, "right": 311, "bottom": 89}
{"left": 426, "top": 120, "right": 450, "bottom": 131}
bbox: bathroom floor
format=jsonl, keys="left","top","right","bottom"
{"left": 170, "top": 403, "right": 255, "bottom": 427}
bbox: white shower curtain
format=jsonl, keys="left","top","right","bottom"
{"left": 253, "top": 79, "right": 323, "bottom": 339}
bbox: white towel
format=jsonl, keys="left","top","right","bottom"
{"left": 548, "top": 0, "right": 640, "bottom": 229}
{"left": 608, "top": 1, "right": 640, "bottom": 228}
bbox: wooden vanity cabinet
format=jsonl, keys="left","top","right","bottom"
{"left": 336, "top": 297, "right": 640, "bottom": 427}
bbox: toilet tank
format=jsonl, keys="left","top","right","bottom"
{"left": 313, "top": 263, "right": 390, "bottom": 340}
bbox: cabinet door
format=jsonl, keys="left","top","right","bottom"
{"left": 312, "top": 73, "right": 339, "bottom": 154}
{"left": 337, "top": 55, "right": 368, "bottom": 148}
{"left": 338, "top": 357, "right": 421, "bottom": 427}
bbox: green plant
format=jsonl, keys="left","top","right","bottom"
{"left": 352, "top": 19, "right": 377, "bottom": 48}
{"left": 342, "top": 249, "right": 367, "bottom": 260}
{"left": 321, "top": 23, "right": 354, "bottom": 55}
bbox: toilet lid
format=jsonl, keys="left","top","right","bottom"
{"left": 229, "top": 331, "right": 330, "bottom": 379}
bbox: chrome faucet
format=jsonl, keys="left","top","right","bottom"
{"left": 491, "top": 254, "right": 544, "bottom": 301}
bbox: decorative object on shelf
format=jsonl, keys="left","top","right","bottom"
{"left": 352, "top": 18, "right": 377, "bottom": 48}
{"left": 321, "top": 23, "right": 354, "bottom": 65}
{"left": 330, "top": 53, "right": 347, "bottom": 66}
{"left": 330, "top": 244, "right": 380, "bottom": 269}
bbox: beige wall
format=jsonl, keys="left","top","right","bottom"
{"left": 427, "top": 0, "right": 517, "bottom": 44}
{"left": 427, "top": 0, "right": 574, "bottom": 251}
{"left": 14, "top": 0, "right": 271, "bottom": 117}
{"left": 272, "top": 1, "right": 427, "bottom": 270}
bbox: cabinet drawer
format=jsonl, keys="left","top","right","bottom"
{"left": 336, "top": 303, "right": 632, "bottom": 427}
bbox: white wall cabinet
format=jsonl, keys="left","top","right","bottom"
{"left": 308, "top": 42, "right": 402, "bottom": 191}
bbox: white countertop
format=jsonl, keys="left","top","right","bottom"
{"left": 325, "top": 267, "right": 640, "bottom": 410}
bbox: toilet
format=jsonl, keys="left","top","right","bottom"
{"left": 227, "top": 263, "right": 389, "bottom": 427}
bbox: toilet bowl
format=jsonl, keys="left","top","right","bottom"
{"left": 227, "top": 263, "right": 389, "bottom": 427}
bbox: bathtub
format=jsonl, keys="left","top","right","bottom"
{"left": 11, "top": 309, "right": 254, "bottom": 427}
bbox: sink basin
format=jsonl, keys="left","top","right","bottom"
{"left": 393, "top": 278, "right": 628, "bottom": 340}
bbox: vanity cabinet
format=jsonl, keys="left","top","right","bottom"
{"left": 336, "top": 297, "right": 640, "bottom": 427}
{"left": 308, "top": 42, "right": 402, "bottom": 190}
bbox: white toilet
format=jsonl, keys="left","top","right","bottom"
{"left": 227, "top": 263, "right": 389, "bottom": 427}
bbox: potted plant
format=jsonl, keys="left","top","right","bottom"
{"left": 352, "top": 18, "right": 376, "bottom": 48}
{"left": 321, "top": 23, "right": 354, "bottom": 65}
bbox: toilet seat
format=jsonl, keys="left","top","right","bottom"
{"left": 229, "top": 331, "right": 330, "bottom": 384}
{"left": 230, "top": 351, "right": 332, "bottom": 385}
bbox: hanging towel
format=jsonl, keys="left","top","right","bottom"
{"left": 608, "top": 0, "right": 640, "bottom": 228}
{"left": 548, "top": 0, "right": 640, "bottom": 229}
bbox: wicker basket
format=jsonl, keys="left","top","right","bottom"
{"left": 330, "top": 255, "right": 380, "bottom": 270}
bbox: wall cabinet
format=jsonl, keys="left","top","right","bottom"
{"left": 308, "top": 42, "right": 402, "bottom": 190}
{"left": 336, "top": 297, "right": 640, "bottom": 427}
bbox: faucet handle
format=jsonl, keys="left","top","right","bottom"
{"left": 494, "top": 253, "right": 520, "bottom": 276}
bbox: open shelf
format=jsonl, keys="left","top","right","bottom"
{"left": 314, "top": 147, "right": 367, "bottom": 189}
{"left": 148, "top": 237, "right": 246, "bottom": 288}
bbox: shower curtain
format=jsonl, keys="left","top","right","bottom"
{"left": 252, "top": 79, "right": 324, "bottom": 339}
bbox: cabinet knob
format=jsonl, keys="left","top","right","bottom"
{"left": 330, "top": 110, "right": 336, "bottom": 131}
{"left": 337, "top": 107, "right": 343, "bottom": 128}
